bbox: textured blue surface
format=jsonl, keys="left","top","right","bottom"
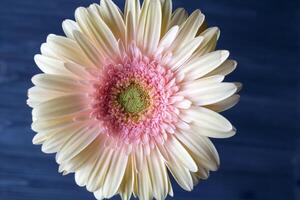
{"left": 0, "top": 0, "right": 299, "bottom": 199}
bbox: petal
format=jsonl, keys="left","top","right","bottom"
{"left": 156, "top": 25, "right": 179, "bottom": 55}
{"left": 100, "top": 0, "right": 126, "bottom": 42}
{"left": 125, "top": 0, "right": 140, "bottom": 28}
{"left": 32, "top": 94, "right": 90, "bottom": 120}
{"left": 168, "top": 36, "right": 204, "bottom": 70}
{"left": 119, "top": 156, "right": 135, "bottom": 200}
{"left": 179, "top": 50, "right": 230, "bottom": 80}
{"left": 62, "top": 19, "right": 80, "bottom": 40}
{"left": 165, "top": 136, "right": 198, "bottom": 172}
{"left": 146, "top": 148, "right": 169, "bottom": 199}
{"left": 56, "top": 123, "right": 101, "bottom": 163}
{"left": 181, "top": 107, "right": 233, "bottom": 132}
{"left": 166, "top": 162, "right": 193, "bottom": 191}
{"left": 73, "top": 30, "right": 104, "bottom": 67}
{"left": 206, "top": 94, "right": 240, "bottom": 112}
{"left": 205, "top": 59, "right": 237, "bottom": 77}
{"left": 34, "top": 54, "right": 69, "bottom": 75}
{"left": 32, "top": 74, "right": 88, "bottom": 93}
{"left": 190, "top": 124, "right": 236, "bottom": 139}
{"left": 168, "top": 8, "right": 188, "bottom": 28}
{"left": 176, "top": 131, "right": 220, "bottom": 170}
{"left": 45, "top": 34, "right": 94, "bottom": 68}
{"left": 161, "top": 0, "right": 172, "bottom": 36}
{"left": 181, "top": 83, "right": 238, "bottom": 106}
{"left": 138, "top": 0, "right": 162, "bottom": 55}
{"left": 170, "top": 10, "right": 205, "bottom": 51}
{"left": 101, "top": 147, "right": 129, "bottom": 198}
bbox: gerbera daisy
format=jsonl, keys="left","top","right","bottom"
{"left": 27, "top": 0, "right": 241, "bottom": 199}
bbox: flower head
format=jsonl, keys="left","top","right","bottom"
{"left": 28, "top": 0, "right": 241, "bottom": 199}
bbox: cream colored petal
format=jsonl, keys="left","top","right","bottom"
{"left": 119, "top": 155, "right": 135, "bottom": 200}
{"left": 179, "top": 50, "right": 229, "bottom": 80}
{"left": 165, "top": 136, "right": 198, "bottom": 172}
{"left": 28, "top": 86, "right": 64, "bottom": 108}
{"left": 166, "top": 162, "right": 193, "bottom": 191}
{"left": 181, "top": 107, "right": 233, "bottom": 132}
{"left": 168, "top": 8, "right": 188, "bottom": 28}
{"left": 168, "top": 36, "right": 204, "bottom": 70}
{"left": 76, "top": 6, "right": 120, "bottom": 60}
{"left": 32, "top": 94, "right": 90, "bottom": 120}
{"left": 101, "top": 147, "right": 128, "bottom": 198}
{"left": 59, "top": 136, "right": 103, "bottom": 174}
{"left": 134, "top": 144, "right": 145, "bottom": 172}
{"left": 156, "top": 25, "right": 179, "bottom": 55}
{"left": 56, "top": 123, "right": 101, "bottom": 163}
{"left": 206, "top": 94, "right": 240, "bottom": 112}
{"left": 62, "top": 19, "right": 80, "bottom": 40}
{"left": 176, "top": 131, "right": 219, "bottom": 170}
{"left": 180, "top": 75, "right": 225, "bottom": 92}
{"left": 43, "top": 34, "right": 94, "bottom": 68}
{"left": 137, "top": 159, "right": 153, "bottom": 200}
{"left": 190, "top": 123, "right": 236, "bottom": 139}
{"left": 41, "top": 121, "right": 87, "bottom": 154}
{"left": 137, "top": 0, "right": 162, "bottom": 55}
{"left": 147, "top": 148, "right": 169, "bottom": 200}
{"left": 125, "top": 11, "right": 135, "bottom": 46}
{"left": 161, "top": 0, "right": 172, "bottom": 36}
{"left": 31, "top": 115, "right": 74, "bottom": 132}
{"left": 32, "top": 74, "right": 88, "bottom": 93}
{"left": 174, "top": 99, "right": 192, "bottom": 109}
{"left": 64, "top": 62, "right": 94, "bottom": 79}
{"left": 170, "top": 10, "right": 205, "bottom": 52}
{"left": 181, "top": 83, "right": 238, "bottom": 106}
{"left": 34, "top": 54, "right": 69, "bottom": 75}
{"left": 87, "top": 146, "right": 113, "bottom": 192}
{"left": 125, "top": 0, "right": 140, "bottom": 28}
{"left": 73, "top": 30, "right": 103, "bottom": 67}
{"left": 205, "top": 60, "right": 237, "bottom": 77}
{"left": 100, "top": 0, "right": 126, "bottom": 42}
{"left": 192, "top": 27, "right": 220, "bottom": 58}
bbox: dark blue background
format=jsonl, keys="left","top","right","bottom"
{"left": 0, "top": 0, "right": 299, "bottom": 199}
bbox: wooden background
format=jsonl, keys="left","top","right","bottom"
{"left": 0, "top": 0, "right": 299, "bottom": 199}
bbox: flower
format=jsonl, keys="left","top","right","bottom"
{"left": 27, "top": 0, "right": 241, "bottom": 199}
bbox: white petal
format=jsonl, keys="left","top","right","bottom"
{"left": 138, "top": 0, "right": 162, "bottom": 55}
{"left": 100, "top": 0, "right": 126, "bottom": 42}
{"left": 206, "top": 94, "right": 240, "bottom": 112}
{"left": 181, "top": 83, "right": 238, "bottom": 106}
{"left": 32, "top": 74, "right": 88, "bottom": 93}
{"left": 174, "top": 99, "right": 192, "bottom": 109}
{"left": 156, "top": 25, "right": 179, "bottom": 54}
{"left": 34, "top": 54, "right": 69, "bottom": 75}
{"left": 73, "top": 30, "right": 103, "bottom": 67}
{"left": 180, "top": 75, "right": 225, "bottom": 92}
{"left": 44, "top": 34, "right": 94, "bottom": 68}
{"left": 137, "top": 157, "right": 153, "bottom": 200}
{"left": 56, "top": 123, "right": 101, "bottom": 163}
{"left": 101, "top": 148, "right": 128, "bottom": 198}
{"left": 146, "top": 148, "right": 169, "bottom": 199}
{"left": 168, "top": 36, "right": 204, "bottom": 70}
{"left": 170, "top": 10, "right": 205, "bottom": 51}
{"left": 41, "top": 121, "right": 86, "bottom": 154}
{"left": 190, "top": 124, "right": 236, "bottom": 138}
{"left": 179, "top": 50, "right": 230, "bottom": 80}
{"left": 166, "top": 162, "right": 193, "bottom": 191}
{"left": 192, "top": 27, "right": 220, "bottom": 58}
{"left": 181, "top": 107, "right": 233, "bottom": 132}
{"left": 168, "top": 8, "right": 188, "bottom": 28}
{"left": 28, "top": 86, "right": 64, "bottom": 108}
{"left": 205, "top": 60, "right": 237, "bottom": 77}
{"left": 119, "top": 156, "right": 135, "bottom": 200}
{"left": 62, "top": 19, "right": 80, "bottom": 40}
{"left": 125, "top": 0, "right": 140, "bottom": 29}
{"left": 161, "top": 0, "right": 172, "bottom": 36}
{"left": 165, "top": 137, "right": 198, "bottom": 172}
{"left": 176, "top": 131, "right": 220, "bottom": 170}
{"left": 32, "top": 94, "right": 90, "bottom": 120}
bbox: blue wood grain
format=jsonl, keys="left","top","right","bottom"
{"left": 0, "top": 0, "right": 299, "bottom": 199}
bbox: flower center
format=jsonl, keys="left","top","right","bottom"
{"left": 117, "top": 83, "right": 150, "bottom": 114}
